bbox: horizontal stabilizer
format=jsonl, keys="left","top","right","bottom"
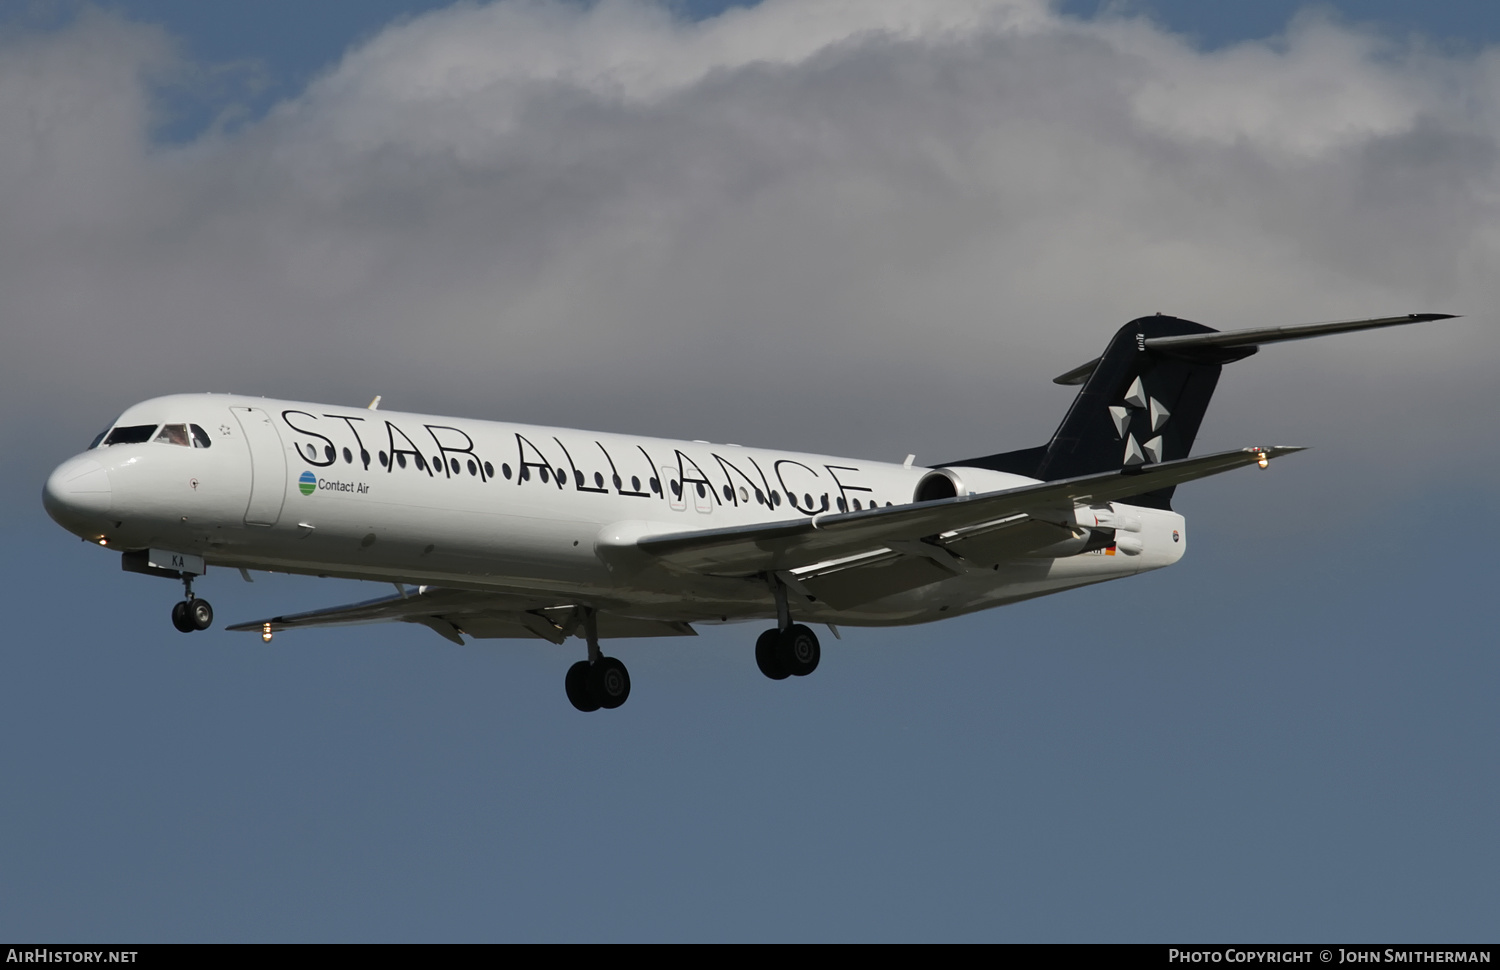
{"left": 1053, "top": 313, "right": 1456, "bottom": 384}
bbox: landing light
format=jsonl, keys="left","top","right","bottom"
{"left": 97, "top": 538, "right": 108, "bottom": 546}
{"left": 262, "top": 623, "right": 274, "bottom": 643}
{"left": 1256, "top": 449, "right": 1270, "bottom": 469}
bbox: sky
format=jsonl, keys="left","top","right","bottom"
{"left": 1, "top": 0, "right": 1496, "bottom": 942}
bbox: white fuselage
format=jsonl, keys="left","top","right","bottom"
{"left": 44, "top": 393, "right": 1186, "bottom": 628}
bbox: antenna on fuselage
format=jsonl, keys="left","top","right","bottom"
{"left": 367, "top": 395, "right": 382, "bottom": 410}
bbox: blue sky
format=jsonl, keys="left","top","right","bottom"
{"left": 2, "top": 0, "right": 1496, "bottom": 941}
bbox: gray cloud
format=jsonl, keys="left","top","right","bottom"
{"left": 3, "top": 0, "right": 1495, "bottom": 509}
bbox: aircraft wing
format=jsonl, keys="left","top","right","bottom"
{"left": 622, "top": 445, "right": 1303, "bottom": 576}
{"left": 226, "top": 587, "right": 696, "bottom": 644}
{"left": 230, "top": 445, "right": 1300, "bottom": 639}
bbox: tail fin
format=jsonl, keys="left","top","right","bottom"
{"left": 952, "top": 312, "right": 1455, "bottom": 509}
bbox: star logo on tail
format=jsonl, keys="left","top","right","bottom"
{"left": 1111, "top": 375, "right": 1170, "bottom": 466}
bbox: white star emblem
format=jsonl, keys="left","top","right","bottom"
{"left": 1118, "top": 376, "right": 1170, "bottom": 465}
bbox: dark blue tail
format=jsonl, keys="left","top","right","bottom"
{"left": 950, "top": 315, "right": 1249, "bottom": 509}
{"left": 949, "top": 311, "right": 1454, "bottom": 509}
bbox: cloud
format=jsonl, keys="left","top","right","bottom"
{"left": 3, "top": 0, "right": 1496, "bottom": 511}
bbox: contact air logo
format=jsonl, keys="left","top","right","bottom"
{"left": 299, "top": 471, "right": 316, "bottom": 496}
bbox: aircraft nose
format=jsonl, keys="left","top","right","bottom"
{"left": 43, "top": 455, "right": 113, "bottom": 532}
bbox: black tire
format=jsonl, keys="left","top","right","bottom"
{"left": 755, "top": 628, "right": 789, "bottom": 680}
{"left": 779, "top": 624, "right": 821, "bottom": 677}
{"left": 171, "top": 601, "right": 195, "bottom": 633}
{"left": 565, "top": 661, "right": 601, "bottom": 712}
{"left": 593, "top": 657, "right": 631, "bottom": 710}
{"left": 189, "top": 598, "right": 214, "bottom": 631}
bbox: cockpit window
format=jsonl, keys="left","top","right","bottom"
{"left": 102, "top": 425, "right": 158, "bottom": 446}
{"left": 89, "top": 426, "right": 110, "bottom": 450}
{"left": 154, "top": 424, "right": 191, "bottom": 447}
{"left": 190, "top": 424, "right": 212, "bottom": 449}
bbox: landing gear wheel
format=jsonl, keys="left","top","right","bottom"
{"left": 756, "top": 628, "right": 790, "bottom": 680}
{"left": 171, "top": 601, "right": 195, "bottom": 633}
{"left": 593, "top": 657, "right": 631, "bottom": 710}
{"left": 189, "top": 598, "right": 214, "bottom": 631}
{"left": 566, "top": 661, "right": 601, "bottom": 712}
{"left": 778, "top": 624, "right": 821, "bottom": 677}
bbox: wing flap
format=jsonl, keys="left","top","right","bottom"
{"left": 946, "top": 518, "right": 1080, "bottom": 566}
{"left": 795, "top": 555, "right": 955, "bottom": 610}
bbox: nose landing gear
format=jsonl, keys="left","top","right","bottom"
{"left": 170, "top": 575, "right": 213, "bottom": 633}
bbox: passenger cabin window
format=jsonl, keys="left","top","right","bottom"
{"left": 102, "top": 425, "right": 158, "bottom": 446}
{"left": 190, "top": 424, "right": 212, "bottom": 448}
{"left": 155, "top": 424, "right": 191, "bottom": 447}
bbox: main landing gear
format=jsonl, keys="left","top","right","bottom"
{"left": 565, "top": 607, "right": 631, "bottom": 712}
{"left": 170, "top": 574, "right": 213, "bottom": 634}
{"left": 754, "top": 578, "right": 821, "bottom": 680}
{"left": 755, "top": 624, "right": 821, "bottom": 679}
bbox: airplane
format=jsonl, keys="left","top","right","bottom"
{"left": 43, "top": 312, "right": 1453, "bottom": 711}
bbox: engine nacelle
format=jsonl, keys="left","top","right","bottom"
{"left": 915, "top": 465, "right": 1040, "bottom": 503}
{"left": 912, "top": 467, "right": 965, "bottom": 503}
